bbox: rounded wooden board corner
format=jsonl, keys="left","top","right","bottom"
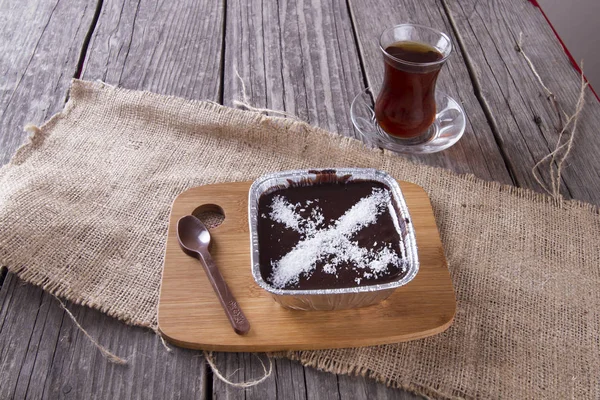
{"left": 158, "top": 180, "right": 456, "bottom": 352}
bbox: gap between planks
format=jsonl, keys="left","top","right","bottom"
{"left": 439, "top": 0, "right": 520, "bottom": 186}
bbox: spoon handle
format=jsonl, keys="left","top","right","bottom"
{"left": 196, "top": 250, "right": 251, "bottom": 335}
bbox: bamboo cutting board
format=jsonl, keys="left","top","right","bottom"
{"left": 158, "top": 180, "right": 455, "bottom": 352}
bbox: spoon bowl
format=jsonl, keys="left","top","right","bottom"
{"left": 178, "top": 215, "right": 212, "bottom": 254}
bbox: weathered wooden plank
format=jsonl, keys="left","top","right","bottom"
{"left": 211, "top": 352, "right": 245, "bottom": 400}
{"left": 212, "top": 354, "right": 420, "bottom": 400}
{"left": 218, "top": 0, "right": 351, "bottom": 396}
{"left": 347, "top": 0, "right": 514, "bottom": 182}
{"left": 337, "top": 374, "right": 421, "bottom": 400}
{"left": 44, "top": 294, "right": 206, "bottom": 399}
{"left": 0, "top": 274, "right": 50, "bottom": 399}
{"left": 81, "top": 0, "right": 225, "bottom": 100}
{"left": 216, "top": 1, "right": 427, "bottom": 398}
{"left": 37, "top": 0, "right": 228, "bottom": 396}
{"left": 0, "top": 0, "right": 96, "bottom": 164}
{"left": 273, "top": 358, "right": 309, "bottom": 400}
{"left": 0, "top": 276, "right": 208, "bottom": 400}
{"left": 303, "top": 366, "right": 340, "bottom": 400}
{"left": 222, "top": 0, "right": 365, "bottom": 137}
{"left": 9, "top": 287, "right": 66, "bottom": 400}
{"left": 0, "top": 0, "right": 96, "bottom": 397}
{"left": 0, "top": 0, "right": 227, "bottom": 398}
{"left": 442, "top": 0, "right": 600, "bottom": 203}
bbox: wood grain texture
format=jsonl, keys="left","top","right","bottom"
{"left": 81, "top": 0, "right": 224, "bottom": 100}
{"left": 0, "top": 274, "right": 59, "bottom": 400}
{"left": 0, "top": 0, "right": 96, "bottom": 165}
{"left": 443, "top": 0, "right": 600, "bottom": 204}
{"left": 222, "top": 0, "right": 365, "bottom": 137}
{"left": 272, "top": 358, "right": 309, "bottom": 400}
{"left": 304, "top": 367, "right": 341, "bottom": 400}
{"left": 0, "top": 275, "right": 207, "bottom": 400}
{"left": 159, "top": 181, "right": 455, "bottom": 351}
{"left": 347, "top": 0, "right": 514, "bottom": 183}
{"left": 211, "top": 349, "right": 422, "bottom": 400}
{"left": 0, "top": 0, "right": 216, "bottom": 398}
{"left": 0, "top": 0, "right": 116, "bottom": 398}
{"left": 337, "top": 374, "right": 421, "bottom": 400}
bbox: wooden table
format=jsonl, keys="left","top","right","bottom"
{"left": 1, "top": 0, "right": 599, "bottom": 398}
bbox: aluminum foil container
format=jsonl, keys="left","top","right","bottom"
{"left": 248, "top": 168, "right": 419, "bottom": 310}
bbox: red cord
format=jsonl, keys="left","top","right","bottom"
{"left": 526, "top": 0, "right": 598, "bottom": 101}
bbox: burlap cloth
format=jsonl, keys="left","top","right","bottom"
{"left": 1, "top": 80, "right": 599, "bottom": 399}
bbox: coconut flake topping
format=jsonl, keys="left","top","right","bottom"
{"left": 268, "top": 188, "right": 404, "bottom": 289}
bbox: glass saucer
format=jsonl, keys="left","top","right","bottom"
{"left": 350, "top": 87, "right": 466, "bottom": 154}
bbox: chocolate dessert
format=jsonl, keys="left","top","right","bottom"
{"left": 257, "top": 181, "right": 407, "bottom": 290}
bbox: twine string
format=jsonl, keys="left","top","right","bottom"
{"left": 54, "top": 295, "right": 128, "bottom": 365}
{"left": 232, "top": 68, "right": 302, "bottom": 121}
{"left": 204, "top": 351, "right": 273, "bottom": 388}
{"left": 517, "top": 32, "right": 588, "bottom": 199}
{"left": 153, "top": 327, "right": 173, "bottom": 353}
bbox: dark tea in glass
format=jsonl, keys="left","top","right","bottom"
{"left": 375, "top": 25, "right": 452, "bottom": 140}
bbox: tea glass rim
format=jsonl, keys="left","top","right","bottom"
{"left": 379, "top": 23, "right": 452, "bottom": 68}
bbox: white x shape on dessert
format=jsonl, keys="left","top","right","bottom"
{"left": 267, "top": 188, "right": 404, "bottom": 289}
